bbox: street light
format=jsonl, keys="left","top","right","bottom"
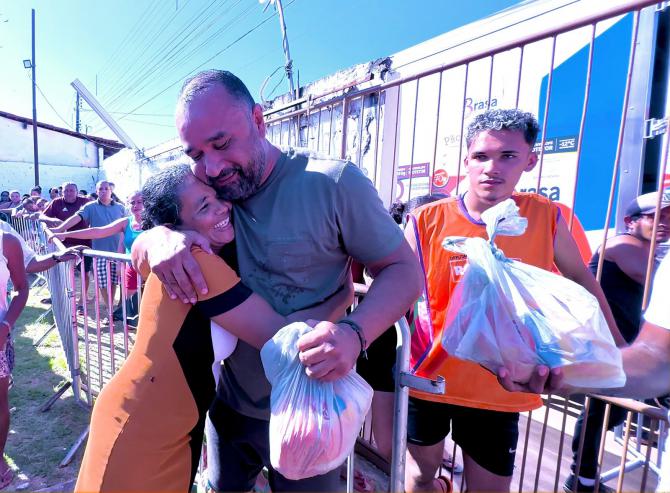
{"left": 24, "top": 9, "right": 39, "bottom": 187}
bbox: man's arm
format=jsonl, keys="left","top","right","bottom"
{"left": 553, "top": 216, "right": 627, "bottom": 347}
{"left": 49, "top": 213, "right": 83, "bottom": 233}
{"left": 130, "top": 226, "right": 212, "bottom": 303}
{"left": 288, "top": 273, "right": 355, "bottom": 325}
{"left": 605, "top": 240, "right": 649, "bottom": 285}
{"left": 607, "top": 322, "right": 670, "bottom": 399}
{"left": 38, "top": 212, "right": 62, "bottom": 227}
{"left": 297, "top": 239, "right": 422, "bottom": 381}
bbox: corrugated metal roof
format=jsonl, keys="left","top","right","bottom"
{"left": 0, "top": 110, "right": 125, "bottom": 151}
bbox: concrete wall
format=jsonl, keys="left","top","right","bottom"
{"left": 100, "top": 138, "right": 187, "bottom": 200}
{"left": 0, "top": 115, "right": 101, "bottom": 194}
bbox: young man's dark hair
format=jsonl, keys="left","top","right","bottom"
{"left": 466, "top": 108, "right": 539, "bottom": 148}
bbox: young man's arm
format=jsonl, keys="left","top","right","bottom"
{"left": 499, "top": 248, "right": 670, "bottom": 398}
{"left": 553, "top": 216, "right": 627, "bottom": 347}
{"left": 498, "top": 321, "right": 670, "bottom": 399}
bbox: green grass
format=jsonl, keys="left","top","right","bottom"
{"left": 4, "top": 281, "right": 89, "bottom": 491}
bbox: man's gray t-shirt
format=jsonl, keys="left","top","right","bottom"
{"left": 77, "top": 200, "right": 127, "bottom": 252}
{"left": 218, "top": 148, "right": 404, "bottom": 420}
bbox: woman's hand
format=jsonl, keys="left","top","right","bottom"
{"left": 51, "top": 232, "right": 67, "bottom": 243}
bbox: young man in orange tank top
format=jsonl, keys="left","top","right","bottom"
{"left": 404, "top": 109, "right": 625, "bottom": 493}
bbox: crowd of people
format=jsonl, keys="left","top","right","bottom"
{"left": 0, "top": 68, "right": 669, "bottom": 493}
{"left": 0, "top": 183, "right": 128, "bottom": 221}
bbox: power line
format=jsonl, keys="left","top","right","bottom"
{"left": 124, "top": 118, "right": 176, "bottom": 128}
{"left": 104, "top": 0, "right": 229, "bottom": 109}
{"left": 24, "top": 72, "right": 74, "bottom": 130}
{"left": 97, "top": 0, "right": 164, "bottom": 84}
{"left": 101, "top": 0, "right": 213, "bottom": 104}
{"left": 107, "top": 0, "right": 257, "bottom": 111}
{"left": 115, "top": 1, "right": 296, "bottom": 122}
{"left": 81, "top": 109, "right": 174, "bottom": 117}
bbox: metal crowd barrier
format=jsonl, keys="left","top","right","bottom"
{"left": 72, "top": 248, "right": 142, "bottom": 407}
{"left": 5, "top": 218, "right": 668, "bottom": 491}
{"left": 263, "top": 0, "right": 669, "bottom": 491}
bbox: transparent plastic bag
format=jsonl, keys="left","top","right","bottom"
{"left": 260, "top": 322, "right": 373, "bottom": 480}
{"left": 441, "top": 199, "right": 626, "bottom": 389}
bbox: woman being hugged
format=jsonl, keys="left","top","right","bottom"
{"left": 75, "top": 164, "right": 352, "bottom": 492}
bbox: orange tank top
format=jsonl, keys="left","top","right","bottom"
{"left": 410, "top": 193, "right": 559, "bottom": 412}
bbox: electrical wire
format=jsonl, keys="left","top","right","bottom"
{"left": 107, "top": 0, "right": 256, "bottom": 111}
{"left": 24, "top": 72, "right": 74, "bottom": 130}
{"left": 97, "top": 0, "right": 164, "bottom": 86}
{"left": 81, "top": 109, "right": 174, "bottom": 117}
{"left": 115, "top": 0, "right": 296, "bottom": 122}
{"left": 102, "top": 0, "right": 219, "bottom": 105}
{"left": 104, "top": 0, "right": 231, "bottom": 109}
{"left": 99, "top": 0, "right": 187, "bottom": 95}
{"left": 123, "top": 118, "right": 176, "bottom": 128}
{"left": 104, "top": 0, "right": 252, "bottom": 112}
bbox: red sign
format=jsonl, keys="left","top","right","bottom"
{"left": 433, "top": 169, "right": 448, "bottom": 188}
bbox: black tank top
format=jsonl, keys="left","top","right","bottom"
{"left": 588, "top": 249, "right": 644, "bottom": 343}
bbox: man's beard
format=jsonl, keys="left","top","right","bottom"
{"left": 210, "top": 151, "right": 266, "bottom": 201}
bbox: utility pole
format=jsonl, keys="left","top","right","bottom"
{"left": 75, "top": 91, "right": 81, "bottom": 133}
{"left": 274, "top": 0, "right": 296, "bottom": 101}
{"left": 30, "top": 8, "right": 39, "bottom": 186}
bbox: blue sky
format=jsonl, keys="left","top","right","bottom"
{"left": 0, "top": 0, "right": 519, "bottom": 148}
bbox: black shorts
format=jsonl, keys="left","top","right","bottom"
{"left": 356, "top": 325, "right": 396, "bottom": 392}
{"left": 205, "top": 399, "right": 340, "bottom": 492}
{"left": 83, "top": 256, "right": 93, "bottom": 273}
{"left": 407, "top": 397, "right": 520, "bottom": 477}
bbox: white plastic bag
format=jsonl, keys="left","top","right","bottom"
{"left": 260, "top": 322, "right": 373, "bottom": 480}
{"left": 441, "top": 199, "right": 626, "bottom": 389}
{"left": 210, "top": 321, "right": 237, "bottom": 386}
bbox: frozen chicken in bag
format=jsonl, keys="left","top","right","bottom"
{"left": 260, "top": 322, "right": 373, "bottom": 480}
{"left": 441, "top": 199, "right": 625, "bottom": 389}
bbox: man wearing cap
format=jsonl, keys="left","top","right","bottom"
{"left": 564, "top": 190, "right": 670, "bottom": 493}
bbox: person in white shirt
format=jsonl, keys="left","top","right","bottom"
{"left": 0, "top": 222, "right": 83, "bottom": 273}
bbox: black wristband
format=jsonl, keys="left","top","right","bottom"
{"left": 339, "top": 319, "right": 368, "bottom": 360}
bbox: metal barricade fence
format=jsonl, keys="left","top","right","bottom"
{"left": 5, "top": 218, "right": 82, "bottom": 409}
{"left": 3, "top": 224, "right": 667, "bottom": 489}
{"left": 5, "top": 2, "right": 669, "bottom": 488}
{"left": 262, "top": 1, "right": 669, "bottom": 490}
{"left": 68, "top": 248, "right": 141, "bottom": 407}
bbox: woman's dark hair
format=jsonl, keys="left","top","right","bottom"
{"left": 141, "top": 163, "right": 193, "bottom": 230}
{"left": 389, "top": 192, "right": 450, "bottom": 225}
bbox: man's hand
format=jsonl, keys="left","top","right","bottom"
{"left": 497, "top": 365, "right": 567, "bottom": 395}
{"left": 132, "top": 227, "right": 212, "bottom": 304}
{"left": 297, "top": 321, "right": 361, "bottom": 381}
